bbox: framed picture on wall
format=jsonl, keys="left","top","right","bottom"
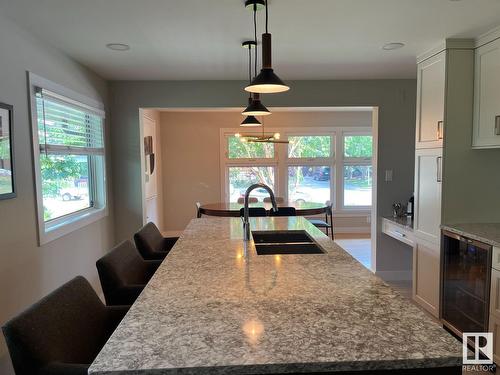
{"left": 0, "top": 103, "right": 16, "bottom": 200}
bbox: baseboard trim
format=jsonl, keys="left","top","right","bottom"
{"left": 376, "top": 270, "right": 412, "bottom": 281}
{"left": 334, "top": 226, "right": 371, "bottom": 234}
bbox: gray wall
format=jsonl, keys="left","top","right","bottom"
{"left": 109, "top": 79, "right": 416, "bottom": 274}
{"left": 442, "top": 49, "right": 500, "bottom": 224}
{"left": 0, "top": 13, "right": 114, "bottom": 374}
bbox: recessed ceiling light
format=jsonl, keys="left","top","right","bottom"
{"left": 106, "top": 43, "right": 130, "bottom": 51}
{"left": 382, "top": 42, "right": 405, "bottom": 51}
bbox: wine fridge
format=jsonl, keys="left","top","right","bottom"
{"left": 441, "top": 230, "right": 492, "bottom": 336}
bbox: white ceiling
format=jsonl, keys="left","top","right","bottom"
{"left": 1, "top": 0, "right": 500, "bottom": 80}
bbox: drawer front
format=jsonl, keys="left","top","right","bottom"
{"left": 382, "top": 219, "right": 415, "bottom": 247}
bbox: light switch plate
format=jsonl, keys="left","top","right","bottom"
{"left": 385, "top": 170, "right": 393, "bottom": 182}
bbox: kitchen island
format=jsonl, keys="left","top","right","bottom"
{"left": 90, "top": 217, "right": 462, "bottom": 374}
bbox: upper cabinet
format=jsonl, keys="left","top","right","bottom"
{"left": 416, "top": 51, "right": 446, "bottom": 149}
{"left": 473, "top": 38, "right": 500, "bottom": 149}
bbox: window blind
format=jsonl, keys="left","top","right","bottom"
{"left": 35, "top": 88, "right": 105, "bottom": 155}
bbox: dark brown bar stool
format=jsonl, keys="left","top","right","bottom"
{"left": 2, "top": 276, "right": 128, "bottom": 375}
{"left": 96, "top": 240, "right": 162, "bottom": 306}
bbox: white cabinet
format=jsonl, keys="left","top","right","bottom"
{"left": 414, "top": 148, "right": 443, "bottom": 245}
{"left": 473, "top": 38, "right": 500, "bottom": 149}
{"left": 416, "top": 51, "right": 446, "bottom": 149}
{"left": 413, "top": 238, "right": 440, "bottom": 317}
{"left": 490, "top": 267, "right": 500, "bottom": 363}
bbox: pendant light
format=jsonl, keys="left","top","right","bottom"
{"left": 241, "top": 115, "right": 262, "bottom": 127}
{"left": 245, "top": 0, "right": 290, "bottom": 94}
{"left": 236, "top": 116, "right": 289, "bottom": 144}
{"left": 241, "top": 5, "right": 271, "bottom": 117}
{"left": 241, "top": 41, "right": 263, "bottom": 125}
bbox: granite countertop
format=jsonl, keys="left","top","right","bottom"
{"left": 90, "top": 217, "right": 462, "bottom": 375}
{"left": 383, "top": 216, "right": 414, "bottom": 230}
{"left": 441, "top": 223, "right": 500, "bottom": 247}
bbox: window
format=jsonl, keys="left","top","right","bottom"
{"left": 288, "top": 136, "right": 331, "bottom": 158}
{"left": 228, "top": 135, "right": 274, "bottom": 159}
{"left": 228, "top": 166, "right": 275, "bottom": 202}
{"left": 286, "top": 135, "right": 333, "bottom": 204}
{"left": 221, "top": 127, "right": 372, "bottom": 212}
{"left": 30, "top": 74, "right": 107, "bottom": 245}
{"left": 342, "top": 134, "right": 373, "bottom": 207}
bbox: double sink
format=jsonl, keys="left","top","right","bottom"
{"left": 251, "top": 230, "right": 326, "bottom": 255}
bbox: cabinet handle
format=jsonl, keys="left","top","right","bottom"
{"left": 495, "top": 116, "right": 500, "bottom": 136}
{"left": 437, "top": 156, "right": 442, "bottom": 183}
{"left": 437, "top": 121, "right": 444, "bottom": 140}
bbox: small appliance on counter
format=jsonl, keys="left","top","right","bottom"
{"left": 406, "top": 194, "right": 414, "bottom": 219}
{"left": 441, "top": 230, "right": 492, "bottom": 336}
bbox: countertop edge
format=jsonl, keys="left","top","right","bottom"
{"left": 89, "top": 356, "right": 463, "bottom": 375}
{"left": 441, "top": 224, "right": 500, "bottom": 247}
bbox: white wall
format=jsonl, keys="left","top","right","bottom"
{"left": 0, "top": 13, "right": 114, "bottom": 374}
{"left": 158, "top": 110, "right": 372, "bottom": 234}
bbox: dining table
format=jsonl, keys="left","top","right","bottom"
{"left": 198, "top": 201, "right": 328, "bottom": 217}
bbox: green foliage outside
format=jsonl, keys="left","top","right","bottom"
{"left": 344, "top": 136, "right": 372, "bottom": 158}
{"left": 0, "top": 138, "right": 12, "bottom": 194}
{"left": 40, "top": 155, "right": 87, "bottom": 198}
{"left": 288, "top": 136, "right": 331, "bottom": 158}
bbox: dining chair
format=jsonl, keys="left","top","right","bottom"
{"left": 134, "top": 222, "right": 178, "bottom": 260}
{"left": 308, "top": 202, "right": 334, "bottom": 239}
{"left": 237, "top": 197, "right": 258, "bottom": 204}
{"left": 96, "top": 240, "right": 162, "bottom": 306}
{"left": 239, "top": 207, "right": 267, "bottom": 217}
{"left": 270, "top": 207, "right": 297, "bottom": 217}
{"left": 2, "top": 276, "right": 128, "bottom": 375}
{"left": 196, "top": 202, "right": 202, "bottom": 218}
{"left": 263, "top": 197, "right": 285, "bottom": 203}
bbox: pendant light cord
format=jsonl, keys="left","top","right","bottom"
{"left": 265, "top": 0, "right": 269, "bottom": 33}
{"left": 248, "top": 45, "right": 252, "bottom": 84}
{"left": 253, "top": 4, "right": 258, "bottom": 78}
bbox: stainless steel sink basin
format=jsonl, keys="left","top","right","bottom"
{"left": 251, "top": 230, "right": 326, "bottom": 255}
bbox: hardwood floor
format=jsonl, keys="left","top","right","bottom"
{"left": 334, "top": 237, "right": 371, "bottom": 269}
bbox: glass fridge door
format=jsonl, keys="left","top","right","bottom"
{"left": 442, "top": 231, "right": 492, "bottom": 333}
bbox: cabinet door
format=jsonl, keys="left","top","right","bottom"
{"left": 414, "top": 148, "right": 443, "bottom": 244}
{"left": 473, "top": 39, "right": 500, "bottom": 149}
{"left": 491, "top": 268, "right": 500, "bottom": 320}
{"left": 416, "top": 51, "right": 446, "bottom": 149}
{"left": 413, "top": 238, "right": 440, "bottom": 318}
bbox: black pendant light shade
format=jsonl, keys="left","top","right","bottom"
{"left": 245, "top": 67, "right": 289, "bottom": 94}
{"left": 242, "top": 94, "right": 271, "bottom": 116}
{"left": 245, "top": 31, "right": 290, "bottom": 93}
{"left": 241, "top": 115, "right": 262, "bottom": 127}
{"left": 245, "top": 0, "right": 265, "bottom": 11}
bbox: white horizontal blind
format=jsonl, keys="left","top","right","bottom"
{"left": 36, "top": 88, "right": 104, "bottom": 155}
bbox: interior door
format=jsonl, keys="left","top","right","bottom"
{"left": 143, "top": 114, "right": 160, "bottom": 227}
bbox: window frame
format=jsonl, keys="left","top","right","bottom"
{"left": 340, "top": 131, "right": 373, "bottom": 210}
{"left": 284, "top": 132, "right": 335, "bottom": 208}
{"left": 221, "top": 131, "right": 279, "bottom": 201}
{"left": 29, "top": 73, "right": 108, "bottom": 245}
{"left": 220, "top": 127, "right": 372, "bottom": 215}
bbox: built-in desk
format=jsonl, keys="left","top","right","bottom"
{"left": 382, "top": 216, "right": 415, "bottom": 247}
